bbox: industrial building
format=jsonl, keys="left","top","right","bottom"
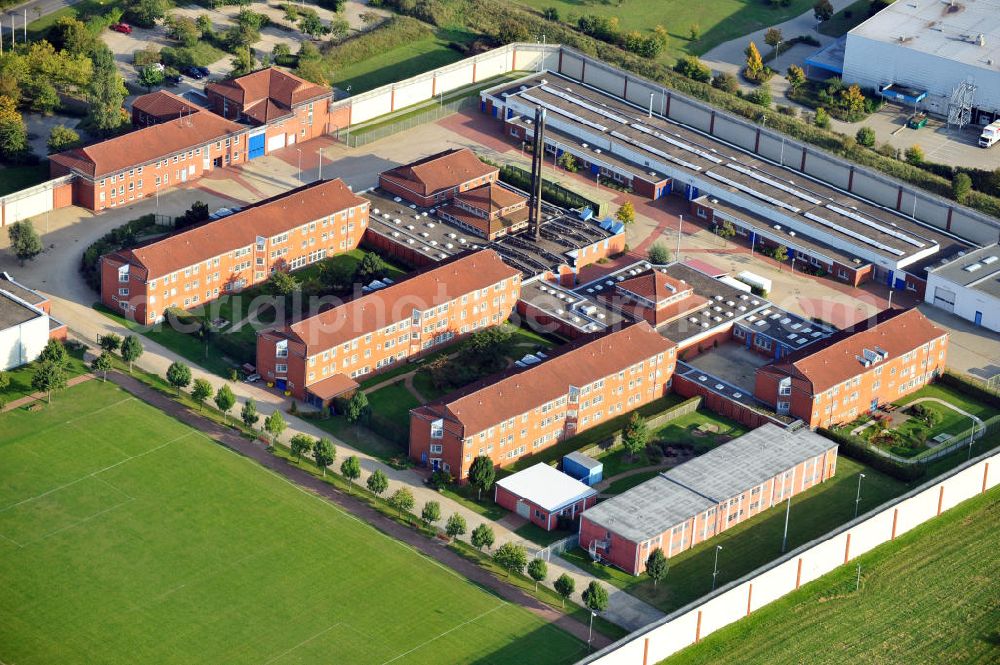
{"left": 482, "top": 72, "right": 972, "bottom": 295}
{"left": 494, "top": 463, "right": 598, "bottom": 531}
{"left": 578, "top": 424, "right": 838, "bottom": 575}
{"left": 925, "top": 243, "right": 1000, "bottom": 331}
{"left": 842, "top": 0, "right": 1000, "bottom": 122}
{"left": 0, "top": 273, "right": 67, "bottom": 371}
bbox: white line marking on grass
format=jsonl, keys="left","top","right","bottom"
{"left": 61, "top": 396, "right": 136, "bottom": 426}
{"left": 261, "top": 622, "right": 343, "bottom": 665}
{"left": 15, "top": 498, "right": 136, "bottom": 549}
{"left": 379, "top": 602, "right": 508, "bottom": 664}
{"left": 0, "top": 431, "right": 194, "bottom": 513}
{"left": 0, "top": 530, "right": 24, "bottom": 548}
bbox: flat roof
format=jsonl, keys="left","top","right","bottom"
{"left": 849, "top": 0, "right": 1000, "bottom": 70}
{"left": 928, "top": 243, "right": 1000, "bottom": 299}
{"left": 583, "top": 424, "right": 833, "bottom": 542}
{"left": 0, "top": 290, "right": 43, "bottom": 329}
{"left": 496, "top": 463, "right": 597, "bottom": 512}
{"left": 0, "top": 273, "right": 46, "bottom": 306}
{"left": 519, "top": 276, "right": 627, "bottom": 335}
{"left": 735, "top": 304, "right": 835, "bottom": 351}
{"left": 564, "top": 451, "right": 603, "bottom": 471}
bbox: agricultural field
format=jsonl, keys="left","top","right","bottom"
{"left": 663, "top": 487, "right": 1000, "bottom": 664}
{"left": 0, "top": 380, "right": 584, "bottom": 665}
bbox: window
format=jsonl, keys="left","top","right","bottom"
{"left": 275, "top": 364, "right": 288, "bottom": 373}
{"left": 430, "top": 444, "right": 443, "bottom": 454}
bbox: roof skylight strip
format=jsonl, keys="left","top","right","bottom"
{"left": 520, "top": 93, "right": 609, "bottom": 133}
{"left": 608, "top": 130, "right": 703, "bottom": 172}
{"left": 631, "top": 123, "right": 724, "bottom": 164}
{"left": 706, "top": 171, "right": 801, "bottom": 213}
{"left": 825, "top": 204, "right": 926, "bottom": 248}
{"left": 725, "top": 162, "right": 822, "bottom": 204}
{"left": 804, "top": 212, "right": 905, "bottom": 256}
{"left": 539, "top": 86, "right": 631, "bottom": 125}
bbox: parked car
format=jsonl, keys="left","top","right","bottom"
{"left": 164, "top": 74, "right": 182, "bottom": 85}
{"left": 196, "top": 66, "right": 210, "bottom": 77}
{"left": 110, "top": 23, "right": 132, "bottom": 34}
{"left": 183, "top": 66, "right": 205, "bottom": 79}
{"left": 244, "top": 374, "right": 261, "bottom": 384}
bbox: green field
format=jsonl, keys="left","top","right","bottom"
{"left": 516, "top": 0, "right": 817, "bottom": 63}
{"left": 0, "top": 380, "right": 585, "bottom": 664}
{"left": 664, "top": 487, "right": 1000, "bottom": 664}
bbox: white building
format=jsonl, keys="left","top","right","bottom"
{"left": 0, "top": 273, "right": 65, "bottom": 371}
{"left": 842, "top": 0, "right": 1000, "bottom": 120}
{"left": 925, "top": 244, "right": 1000, "bottom": 332}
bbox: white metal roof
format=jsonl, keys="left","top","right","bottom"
{"left": 496, "top": 463, "right": 597, "bottom": 512}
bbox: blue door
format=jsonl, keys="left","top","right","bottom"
{"left": 684, "top": 184, "right": 699, "bottom": 200}
{"left": 275, "top": 378, "right": 286, "bottom": 391}
{"left": 974, "top": 311, "right": 983, "bottom": 326}
{"left": 248, "top": 133, "right": 265, "bottom": 160}
{"left": 885, "top": 270, "right": 894, "bottom": 286}
{"left": 480, "top": 100, "right": 486, "bottom": 113}
{"left": 894, "top": 277, "right": 906, "bottom": 289}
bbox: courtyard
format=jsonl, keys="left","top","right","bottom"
{"left": 686, "top": 342, "right": 773, "bottom": 394}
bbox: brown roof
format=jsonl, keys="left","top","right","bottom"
{"left": 416, "top": 322, "right": 676, "bottom": 435}
{"left": 131, "top": 90, "right": 201, "bottom": 121}
{"left": 758, "top": 308, "right": 947, "bottom": 393}
{"left": 205, "top": 67, "right": 330, "bottom": 123}
{"left": 438, "top": 203, "right": 529, "bottom": 238}
{"left": 617, "top": 270, "right": 692, "bottom": 306}
{"left": 306, "top": 373, "right": 359, "bottom": 400}
{"left": 454, "top": 183, "right": 526, "bottom": 214}
{"left": 280, "top": 250, "right": 520, "bottom": 351}
{"left": 50, "top": 110, "right": 243, "bottom": 178}
{"left": 110, "top": 179, "right": 364, "bottom": 279}
{"left": 379, "top": 148, "right": 496, "bottom": 198}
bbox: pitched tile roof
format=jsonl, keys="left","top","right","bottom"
{"left": 415, "top": 322, "right": 676, "bottom": 435}
{"left": 131, "top": 90, "right": 201, "bottom": 121}
{"left": 379, "top": 148, "right": 496, "bottom": 198}
{"left": 306, "top": 373, "right": 360, "bottom": 400}
{"left": 278, "top": 249, "right": 520, "bottom": 351}
{"left": 455, "top": 183, "right": 526, "bottom": 215}
{"left": 617, "top": 270, "right": 692, "bottom": 306}
{"left": 757, "top": 307, "right": 947, "bottom": 393}
{"left": 438, "top": 202, "right": 528, "bottom": 238}
{"left": 108, "top": 179, "right": 364, "bottom": 279}
{"left": 205, "top": 67, "right": 330, "bottom": 123}
{"left": 50, "top": 109, "right": 243, "bottom": 178}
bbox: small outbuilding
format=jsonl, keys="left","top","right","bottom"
{"left": 495, "top": 463, "right": 598, "bottom": 531}
{"left": 562, "top": 451, "right": 604, "bottom": 486}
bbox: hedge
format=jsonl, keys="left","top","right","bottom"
{"left": 819, "top": 427, "right": 926, "bottom": 482}
{"left": 80, "top": 215, "right": 159, "bottom": 292}
{"left": 491, "top": 162, "right": 603, "bottom": 215}
{"left": 939, "top": 371, "right": 1000, "bottom": 410}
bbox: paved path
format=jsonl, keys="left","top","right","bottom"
{"left": 1, "top": 373, "right": 93, "bottom": 413}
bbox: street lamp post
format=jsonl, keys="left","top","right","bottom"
{"left": 296, "top": 148, "right": 302, "bottom": 180}
{"left": 781, "top": 495, "right": 792, "bottom": 553}
{"left": 317, "top": 148, "right": 323, "bottom": 181}
{"left": 711, "top": 545, "right": 723, "bottom": 591}
{"left": 967, "top": 417, "right": 980, "bottom": 460}
{"left": 588, "top": 611, "right": 596, "bottom": 648}
{"left": 676, "top": 214, "right": 683, "bottom": 261}
{"left": 887, "top": 289, "right": 894, "bottom": 309}
{"left": 853, "top": 473, "right": 866, "bottom": 519}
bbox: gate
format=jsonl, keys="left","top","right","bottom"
{"left": 248, "top": 132, "right": 265, "bottom": 160}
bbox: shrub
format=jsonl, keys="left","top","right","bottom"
{"left": 711, "top": 72, "right": 740, "bottom": 95}
{"left": 856, "top": 126, "right": 876, "bottom": 147}
{"left": 814, "top": 107, "right": 830, "bottom": 129}
{"left": 674, "top": 55, "right": 711, "bottom": 83}
{"left": 904, "top": 144, "right": 925, "bottom": 165}
{"left": 746, "top": 87, "right": 771, "bottom": 107}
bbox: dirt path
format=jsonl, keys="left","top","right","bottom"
{"left": 105, "top": 370, "right": 612, "bottom": 650}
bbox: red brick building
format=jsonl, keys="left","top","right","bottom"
{"left": 410, "top": 322, "right": 677, "bottom": 480}
{"left": 50, "top": 109, "right": 247, "bottom": 211}
{"left": 608, "top": 270, "right": 709, "bottom": 328}
{"left": 379, "top": 148, "right": 498, "bottom": 207}
{"left": 579, "top": 424, "right": 838, "bottom": 575}
{"left": 494, "top": 463, "right": 597, "bottom": 531}
{"left": 130, "top": 90, "right": 202, "bottom": 128}
{"left": 437, "top": 182, "right": 529, "bottom": 240}
{"left": 205, "top": 67, "right": 340, "bottom": 155}
{"left": 256, "top": 249, "right": 521, "bottom": 407}
{"left": 754, "top": 308, "right": 949, "bottom": 428}
{"left": 100, "top": 179, "right": 367, "bottom": 323}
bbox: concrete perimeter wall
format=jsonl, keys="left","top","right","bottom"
{"left": 576, "top": 449, "right": 1000, "bottom": 665}
{"left": 553, "top": 47, "right": 1000, "bottom": 248}
{"left": 0, "top": 176, "right": 73, "bottom": 227}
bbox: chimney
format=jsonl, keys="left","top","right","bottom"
{"left": 528, "top": 105, "right": 546, "bottom": 241}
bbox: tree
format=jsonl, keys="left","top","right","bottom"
{"left": 841, "top": 84, "right": 866, "bottom": 118}
{"left": 646, "top": 242, "right": 670, "bottom": 264}
{"left": 341, "top": 455, "right": 361, "bottom": 491}
{"left": 554, "top": 573, "right": 575, "bottom": 608}
{"left": 543, "top": 7, "right": 559, "bottom": 20}
{"left": 527, "top": 558, "right": 548, "bottom": 592}
{"left": 47, "top": 125, "right": 81, "bottom": 154}
{"left": 290, "top": 433, "right": 313, "bottom": 462}
{"left": 328, "top": 16, "right": 349, "bottom": 40}
{"left": 856, "top": 126, "right": 876, "bottom": 147}
{"left": 166, "top": 15, "right": 200, "bottom": 46}
{"left": 470, "top": 523, "right": 495, "bottom": 551}
{"left": 120, "top": 335, "right": 143, "bottom": 372}
{"left": 747, "top": 87, "right": 771, "bottom": 108}
{"left": 99, "top": 333, "right": 122, "bottom": 353}
{"left": 645, "top": 548, "right": 668, "bottom": 588}
{"left": 364, "top": 468, "right": 388, "bottom": 497}
{"left": 904, "top": 144, "right": 925, "bottom": 165}
{"left": 689, "top": 23, "right": 700, "bottom": 41}
{"left": 268, "top": 270, "right": 299, "bottom": 296}
{"left": 615, "top": 200, "right": 636, "bottom": 226}
{"left": 711, "top": 72, "right": 740, "bottom": 94}
{"left": 32, "top": 360, "right": 66, "bottom": 403}
{"left": 91, "top": 351, "right": 113, "bottom": 382}
{"left": 952, "top": 172, "right": 972, "bottom": 203}
{"left": 0, "top": 95, "right": 28, "bottom": 159}
{"left": 39, "top": 339, "right": 68, "bottom": 366}
{"left": 558, "top": 152, "right": 578, "bottom": 172}
{"left": 344, "top": 391, "right": 369, "bottom": 424}
{"left": 744, "top": 42, "right": 765, "bottom": 82}
{"left": 814, "top": 107, "right": 830, "bottom": 129}
{"left": 674, "top": 55, "right": 712, "bottom": 83}
{"left": 717, "top": 219, "right": 736, "bottom": 239}
{"left": 764, "top": 28, "right": 782, "bottom": 54}
{"left": 312, "top": 437, "right": 336, "bottom": 476}
{"left": 214, "top": 383, "right": 236, "bottom": 422}
{"left": 127, "top": 0, "right": 170, "bottom": 28}
{"left": 7, "top": 220, "right": 43, "bottom": 265}
{"left": 298, "top": 12, "right": 324, "bottom": 37}
{"left": 295, "top": 56, "right": 329, "bottom": 86}
{"left": 814, "top": 0, "right": 834, "bottom": 21}
{"left": 87, "top": 46, "right": 127, "bottom": 134}
{"left": 165, "top": 361, "right": 191, "bottom": 394}
{"left": 622, "top": 412, "right": 649, "bottom": 459}
{"left": 785, "top": 64, "right": 806, "bottom": 91}
{"left": 230, "top": 46, "right": 255, "bottom": 77}
{"left": 445, "top": 513, "right": 467, "bottom": 540}
{"left": 137, "top": 65, "right": 165, "bottom": 91}
{"left": 241, "top": 398, "right": 260, "bottom": 432}
{"left": 390, "top": 487, "right": 415, "bottom": 517}
{"left": 421, "top": 500, "right": 441, "bottom": 527}
{"left": 0, "top": 371, "right": 8, "bottom": 393}
{"left": 196, "top": 13, "right": 213, "bottom": 37}
{"left": 468, "top": 455, "right": 496, "bottom": 500}
{"left": 264, "top": 409, "right": 286, "bottom": 444}
{"left": 493, "top": 542, "right": 528, "bottom": 577}
{"left": 582, "top": 581, "right": 609, "bottom": 613}
{"left": 191, "top": 378, "right": 213, "bottom": 410}
{"left": 356, "top": 252, "right": 387, "bottom": 282}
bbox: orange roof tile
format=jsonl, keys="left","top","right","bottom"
{"left": 617, "top": 270, "right": 692, "bottom": 306}
{"left": 205, "top": 67, "right": 330, "bottom": 123}
{"left": 306, "top": 373, "right": 359, "bottom": 400}
{"left": 131, "top": 90, "right": 201, "bottom": 121}
{"left": 110, "top": 179, "right": 364, "bottom": 279}
{"left": 50, "top": 109, "right": 243, "bottom": 178}
{"left": 279, "top": 250, "right": 520, "bottom": 351}
{"left": 758, "top": 308, "right": 947, "bottom": 393}
{"left": 454, "top": 183, "right": 526, "bottom": 214}
{"left": 379, "top": 148, "right": 496, "bottom": 198}
{"left": 417, "top": 323, "right": 676, "bottom": 435}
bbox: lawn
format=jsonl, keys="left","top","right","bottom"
{"left": 818, "top": 0, "right": 872, "bottom": 37}
{"left": 0, "top": 164, "right": 50, "bottom": 197}
{"left": 0, "top": 380, "right": 586, "bottom": 664}
{"left": 367, "top": 380, "right": 421, "bottom": 424}
{"left": 514, "top": 521, "right": 574, "bottom": 548}
{"left": 559, "top": 457, "right": 908, "bottom": 613}
{"left": 0, "top": 345, "right": 90, "bottom": 404}
{"left": 26, "top": 0, "right": 125, "bottom": 39}
{"left": 516, "top": 0, "right": 818, "bottom": 63}
{"left": 663, "top": 487, "right": 1000, "bottom": 664}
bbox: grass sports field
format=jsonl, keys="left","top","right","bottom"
{"left": 0, "top": 380, "right": 584, "bottom": 664}
{"left": 664, "top": 487, "right": 1000, "bottom": 664}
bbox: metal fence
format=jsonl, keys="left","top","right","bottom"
{"left": 868, "top": 413, "right": 1000, "bottom": 465}
{"left": 534, "top": 534, "right": 579, "bottom": 562}
{"left": 345, "top": 96, "right": 479, "bottom": 148}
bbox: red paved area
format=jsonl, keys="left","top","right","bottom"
{"left": 1, "top": 373, "right": 94, "bottom": 413}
